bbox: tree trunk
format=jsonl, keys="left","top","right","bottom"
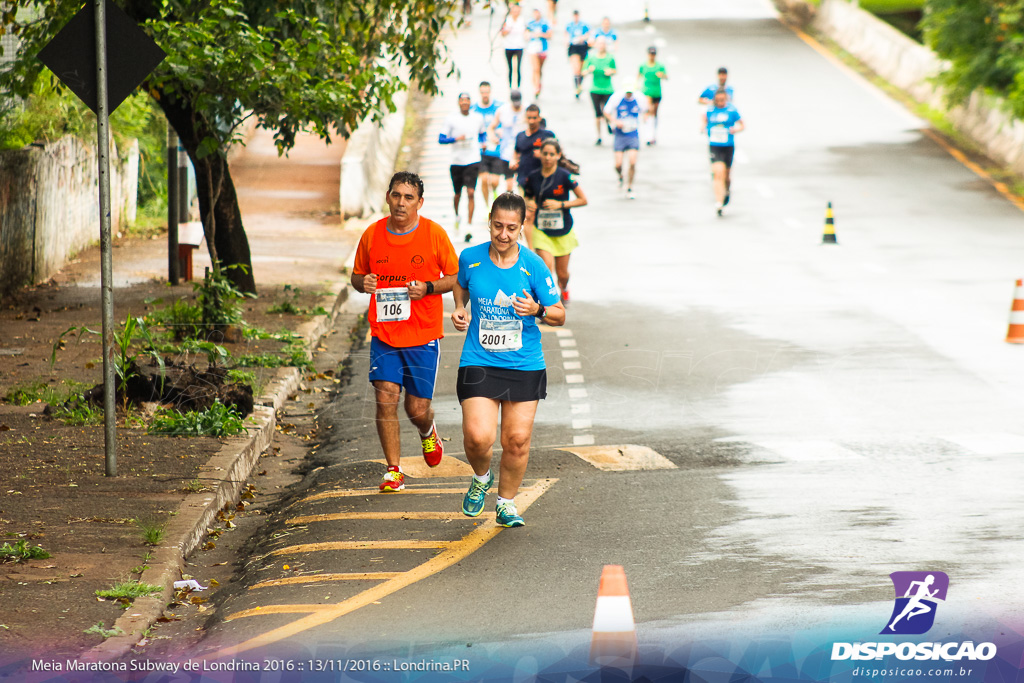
{"left": 157, "top": 99, "right": 257, "bottom": 294}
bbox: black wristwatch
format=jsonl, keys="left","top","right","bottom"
{"left": 535, "top": 304, "right": 546, "bottom": 319}
{"left": 425, "top": 281, "right": 435, "bottom": 295}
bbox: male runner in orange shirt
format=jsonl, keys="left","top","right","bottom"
{"left": 351, "top": 172, "right": 460, "bottom": 492}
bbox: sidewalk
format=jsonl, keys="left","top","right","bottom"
{"left": 0, "top": 125, "right": 356, "bottom": 663}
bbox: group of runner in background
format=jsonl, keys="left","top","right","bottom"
{"left": 354, "top": 3, "right": 745, "bottom": 527}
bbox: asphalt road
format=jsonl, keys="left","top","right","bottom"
{"left": 185, "top": 0, "right": 1024, "bottom": 667}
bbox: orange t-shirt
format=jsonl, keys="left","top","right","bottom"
{"left": 352, "top": 216, "right": 458, "bottom": 348}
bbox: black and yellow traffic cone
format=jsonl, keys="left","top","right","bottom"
{"left": 822, "top": 202, "right": 838, "bottom": 244}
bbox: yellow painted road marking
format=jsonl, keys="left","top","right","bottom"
{"left": 251, "top": 572, "right": 403, "bottom": 590}
{"left": 271, "top": 540, "right": 451, "bottom": 555}
{"left": 211, "top": 478, "right": 557, "bottom": 659}
{"left": 287, "top": 511, "right": 494, "bottom": 524}
{"left": 921, "top": 129, "right": 1024, "bottom": 214}
{"left": 560, "top": 444, "right": 677, "bottom": 471}
{"left": 301, "top": 487, "right": 467, "bottom": 503}
{"left": 364, "top": 456, "right": 473, "bottom": 478}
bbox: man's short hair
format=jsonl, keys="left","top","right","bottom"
{"left": 491, "top": 192, "right": 526, "bottom": 223}
{"left": 388, "top": 171, "right": 424, "bottom": 198}
{"left": 525, "top": 103, "right": 541, "bottom": 114}
{"left": 479, "top": 80, "right": 491, "bottom": 89}
{"left": 718, "top": 67, "right": 728, "bottom": 74}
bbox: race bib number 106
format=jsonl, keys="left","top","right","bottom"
{"left": 376, "top": 287, "right": 411, "bottom": 322}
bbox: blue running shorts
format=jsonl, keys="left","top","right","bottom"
{"left": 368, "top": 337, "right": 441, "bottom": 399}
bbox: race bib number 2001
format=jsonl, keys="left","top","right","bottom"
{"left": 376, "top": 287, "right": 411, "bottom": 322}
{"left": 479, "top": 318, "right": 523, "bottom": 352}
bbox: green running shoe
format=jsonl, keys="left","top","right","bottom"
{"left": 495, "top": 501, "right": 525, "bottom": 528}
{"left": 461, "top": 472, "right": 494, "bottom": 517}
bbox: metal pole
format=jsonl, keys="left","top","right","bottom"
{"left": 177, "top": 140, "right": 189, "bottom": 219}
{"left": 167, "top": 124, "right": 179, "bottom": 285}
{"left": 95, "top": 0, "right": 117, "bottom": 476}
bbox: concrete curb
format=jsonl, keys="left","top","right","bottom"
{"left": 81, "top": 281, "right": 352, "bottom": 663}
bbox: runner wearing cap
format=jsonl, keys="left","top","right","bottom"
{"left": 699, "top": 67, "right": 733, "bottom": 105}
{"left": 603, "top": 85, "right": 647, "bottom": 199}
{"left": 638, "top": 46, "right": 667, "bottom": 145}
{"left": 452, "top": 192, "right": 566, "bottom": 527}
{"left": 439, "top": 92, "right": 487, "bottom": 239}
{"left": 565, "top": 10, "right": 590, "bottom": 98}
{"left": 582, "top": 36, "right": 616, "bottom": 146}
{"left": 703, "top": 88, "right": 744, "bottom": 216}
{"left": 473, "top": 81, "right": 503, "bottom": 204}
{"left": 487, "top": 89, "right": 526, "bottom": 194}
{"left": 351, "top": 172, "right": 459, "bottom": 493}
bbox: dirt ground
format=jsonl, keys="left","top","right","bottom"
{"left": 0, "top": 118, "right": 352, "bottom": 661}
{"left": 0, "top": 270, "right": 332, "bottom": 660}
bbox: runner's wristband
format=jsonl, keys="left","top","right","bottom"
{"left": 535, "top": 304, "right": 546, "bottom": 319}
{"left": 426, "top": 281, "right": 434, "bottom": 295}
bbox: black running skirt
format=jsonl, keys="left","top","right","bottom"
{"left": 456, "top": 366, "right": 547, "bottom": 403}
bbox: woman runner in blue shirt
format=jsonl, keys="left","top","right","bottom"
{"left": 452, "top": 193, "right": 565, "bottom": 527}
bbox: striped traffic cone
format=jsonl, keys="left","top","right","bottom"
{"left": 589, "top": 565, "right": 637, "bottom": 666}
{"left": 822, "top": 202, "right": 837, "bottom": 244}
{"left": 1007, "top": 280, "right": 1024, "bottom": 343}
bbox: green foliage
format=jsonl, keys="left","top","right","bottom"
{"left": 3, "top": 379, "right": 89, "bottom": 406}
{"left": 134, "top": 519, "right": 166, "bottom": 546}
{"left": 53, "top": 317, "right": 165, "bottom": 399}
{"left": 51, "top": 400, "right": 103, "bottom": 426}
{"left": 95, "top": 580, "right": 162, "bottom": 600}
{"left": 235, "top": 342, "right": 312, "bottom": 371}
{"left": 1, "top": 0, "right": 462, "bottom": 283}
{"left": 266, "top": 285, "right": 327, "bottom": 316}
{"left": 84, "top": 622, "right": 124, "bottom": 638}
{"left": 146, "top": 298, "right": 204, "bottom": 340}
{"left": 0, "top": 540, "right": 51, "bottom": 563}
{"left": 195, "top": 264, "right": 254, "bottom": 327}
{"left": 149, "top": 400, "right": 246, "bottom": 437}
{"left": 922, "top": 1, "right": 1024, "bottom": 116}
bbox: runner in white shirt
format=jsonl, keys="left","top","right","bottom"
{"left": 486, "top": 89, "right": 526, "bottom": 194}
{"left": 439, "top": 93, "right": 486, "bottom": 238}
{"left": 501, "top": 4, "right": 528, "bottom": 89}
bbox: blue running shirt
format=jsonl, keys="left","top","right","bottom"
{"left": 457, "top": 243, "right": 560, "bottom": 371}
{"left": 706, "top": 104, "right": 741, "bottom": 147}
{"left": 527, "top": 20, "right": 550, "bottom": 53}
{"left": 700, "top": 84, "right": 734, "bottom": 102}
{"left": 472, "top": 100, "right": 502, "bottom": 157}
{"left": 607, "top": 93, "right": 643, "bottom": 139}
{"left": 566, "top": 20, "right": 590, "bottom": 45}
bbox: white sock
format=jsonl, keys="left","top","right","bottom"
{"left": 420, "top": 422, "right": 435, "bottom": 438}
{"left": 497, "top": 496, "right": 514, "bottom": 506}
{"left": 473, "top": 471, "right": 491, "bottom": 484}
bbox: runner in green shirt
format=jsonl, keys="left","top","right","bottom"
{"left": 582, "top": 36, "right": 617, "bottom": 145}
{"left": 638, "top": 46, "right": 667, "bottom": 145}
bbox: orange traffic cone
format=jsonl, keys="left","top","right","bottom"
{"left": 589, "top": 565, "right": 637, "bottom": 666}
{"left": 1007, "top": 279, "right": 1024, "bottom": 343}
{"left": 822, "top": 201, "right": 837, "bottom": 244}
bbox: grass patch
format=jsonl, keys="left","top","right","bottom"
{"left": 0, "top": 540, "right": 51, "bottom": 563}
{"left": 134, "top": 519, "right": 166, "bottom": 546}
{"left": 84, "top": 622, "right": 124, "bottom": 638}
{"left": 235, "top": 343, "right": 312, "bottom": 371}
{"left": 149, "top": 401, "right": 247, "bottom": 437}
{"left": 51, "top": 400, "right": 103, "bottom": 426}
{"left": 4, "top": 379, "right": 90, "bottom": 406}
{"left": 95, "top": 580, "right": 162, "bottom": 600}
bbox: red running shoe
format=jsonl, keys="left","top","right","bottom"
{"left": 561, "top": 289, "right": 570, "bottom": 305}
{"left": 379, "top": 466, "right": 405, "bottom": 492}
{"left": 421, "top": 423, "right": 443, "bottom": 467}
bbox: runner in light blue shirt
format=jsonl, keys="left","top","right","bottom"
{"left": 589, "top": 16, "right": 618, "bottom": 51}
{"left": 526, "top": 8, "right": 552, "bottom": 97}
{"left": 703, "top": 88, "right": 745, "bottom": 216}
{"left": 472, "top": 81, "right": 503, "bottom": 204}
{"left": 451, "top": 193, "right": 564, "bottom": 529}
{"left": 699, "top": 66, "right": 734, "bottom": 104}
